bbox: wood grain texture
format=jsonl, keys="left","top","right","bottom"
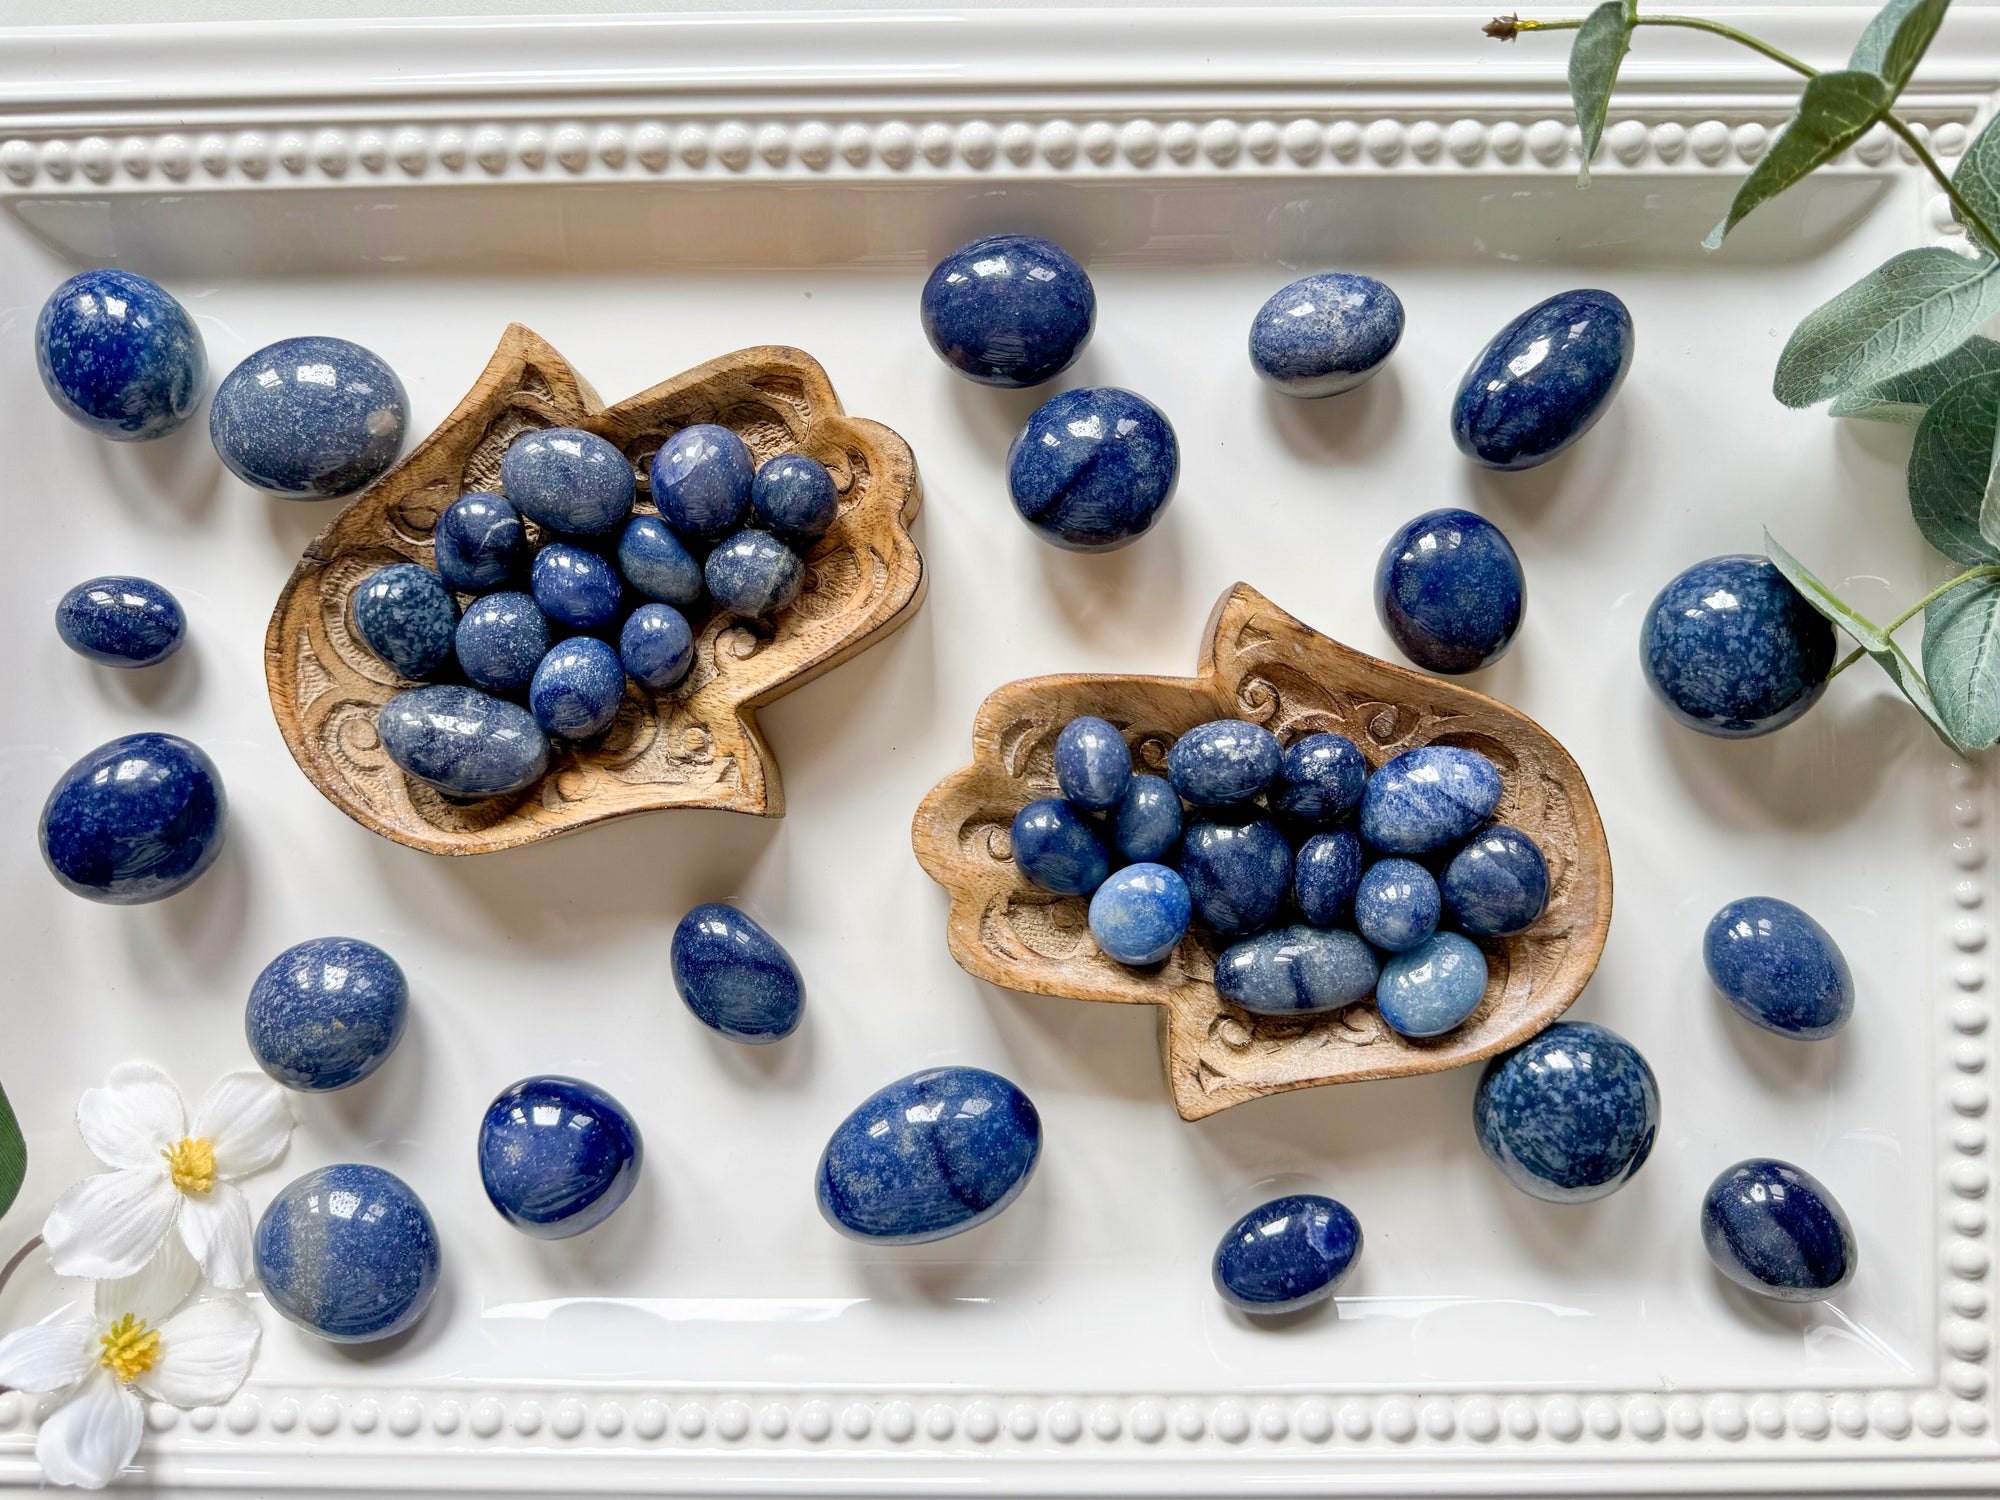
{"left": 912, "top": 583, "right": 1613, "bottom": 1121}
{"left": 266, "top": 324, "right": 924, "bottom": 856}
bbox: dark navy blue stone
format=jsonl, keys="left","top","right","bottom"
{"left": 1113, "top": 774, "right": 1182, "bottom": 863}
{"left": 454, "top": 591, "right": 550, "bottom": 695}
{"left": 531, "top": 542, "right": 624, "bottom": 633}
{"left": 36, "top": 269, "right": 205, "bottom": 441}
{"left": 1088, "top": 862, "right": 1192, "bottom": 966}
{"left": 1359, "top": 745, "right": 1502, "bottom": 855}
{"left": 1180, "top": 814, "right": 1292, "bottom": 936}
{"left": 40, "top": 732, "right": 226, "bottom": 905}
{"left": 620, "top": 603, "right": 694, "bottom": 691}
{"left": 479, "top": 1076, "right": 643, "bottom": 1239}
{"left": 919, "top": 233, "right": 1095, "bottom": 388}
{"left": 1166, "top": 719, "right": 1282, "bottom": 808}
{"left": 55, "top": 575, "right": 185, "bottom": 668}
{"left": 352, "top": 563, "right": 459, "bottom": 680}
{"left": 1703, "top": 896, "right": 1853, "bottom": 1040}
{"left": 816, "top": 1066, "right": 1042, "bottom": 1243}
{"left": 1473, "top": 1021, "right": 1661, "bottom": 1203}
{"left": 1377, "top": 931, "right": 1488, "bottom": 1037}
{"left": 1011, "top": 797, "right": 1110, "bottom": 896}
{"left": 500, "top": 427, "right": 634, "bottom": 537}
{"left": 1212, "top": 1193, "right": 1363, "bottom": 1314}
{"left": 379, "top": 684, "right": 550, "bottom": 797}
{"left": 246, "top": 936, "right": 408, "bottom": 1092}
{"left": 1353, "top": 858, "right": 1441, "bottom": 953}
{"left": 706, "top": 529, "right": 803, "bottom": 619}
{"left": 1441, "top": 826, "right": 1549, "bottom": 937}
{"left": 671, "top": 903, "right": 805, "bottom": 1044}
{"left": 751, "top": 453, "right": 839, "bottom": 541}
{"left": 618, "top": 515, "right": 705, "bottom": 609}
{"left": 530, "top": 636, "right": 626, "bottom": 740}
{"left": 1294, "top": 831, "right": 1365, "bottom": 927}
{"left": 1641, "top": 554, "right": 1835, "bottom": 739}
{"left": 1451, "top": 288, "right": 1634, "bottom": 471}
{"left": 650, "top": 424, "right": 753, "bottom": 538}
{"left": 1054, "top": 715, "right": 1132, "bottom": 812}
{"left": 1270, "top": 733, "right": 1367, "bottom": 825}
{"left": 1375, "top": 508, "right": 1526, "bottom": 675}
{"left": 1701, "top": 1158, "right": 1857, "bottom": 1302}
{"left": 434, "top": 492, "right": 525, "bottom": 594}
{"left": 1214, "top": 926, "right": 1379, "bottom": 1016}
{"left": 209, "top": 336, "right": 407, "bottom": 500}
{"left": 254, "top": 1163, "right": 439, "bottom": 1343}
{"left": 1006, "top": 387, "right": 1178, "bottom": 552}
{"left": 1248, "top": 273, "right": 1404, "bottom": 398}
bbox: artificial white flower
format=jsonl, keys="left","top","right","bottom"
{"left": 42, "top": 1063, "right": 292, "bottom": 1289}
{"left": 0, "top": 1240, "right": 259, "bottom": 1490}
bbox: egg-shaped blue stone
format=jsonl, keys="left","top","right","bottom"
{"left": 1294, "top": 830, "right": 1365, "bottom": 926}
{"left": 246, "top": 936, "right": 408, "bottom": 1092}
{"left": 1215, "top": 926, "right": 1380, "bottom": 1016}
{"left": 1088, "top": 862, "right": 1192, "bottom": 965}
{"left": 1358, "top": 744, "right": 1502, "bottom": 855}
{"left": 1007, "top": 387, "right": 1178, "bottom": 552}
{"left": 1703, "top": 896, "right": 1853, "bottom": 1040}
{"left": 706, "top": 529, "right": 803, "bottom": 619}
{"left": 920, "top": 233, "right": 1095, "bottom": 389}
{"left": 210, "top": 335, "right": 407, "bottom": 499}
{"left": 816, "top": 1066, "right": 1042, "bottom": 1244}
{"left": 1451, "top": 289, "right": 1634, "bottom": 471}
{"left": 36, "top": 269, "right": 206, "bottom": 441}
{"left": 751, "top": 453, "right": 840, "bottom": 541}
{"left": 1113, "top": 773, "right": 1182, "bottom": 863}
{"left": 1181, "top": 814, "right": 1292, "bottom": 936}
{"left": 530, "top": 636, "right": 626, "bottom": 740}
{"left": 1375, "top": 508, "right": 1526, "bottom": 674}
{"left": 40, "top": 732, "right": 226, "bottom": 905}
{"left": 1248, "top": 272, "right": 1404, "bottom": 398}
{"left": 352, "top": 562, "right": 459, "bottom": 680}
{"left": 1441, "top": 826, "right": 1550, "bottom": 937}
{"left": 500, "top": 427, "right": 634, "bottom": 536}
{"left": 1166, "top": 719, "right": 1282, "bottom": 807}
{"left": 379, "top": 684, "right": 550, "bottom": 797}
{"left": 1054, "top": 715, "right": 1132, "bottom": 811}
{"left": 479, "top": 1075, "right": 643, "bottom": 1239}
{"left": 531, "top": 542, "right": 623, "bottom": 633}
{"left": 254, "top": 1163, "right": 439, "bottom": 1343}
{"left": 1641, "top": 554, "right": 1834, "bottom": 738}
{"left": 434, "top": 492, "right": 525, "bottom": 594}
{"left": 55, "top": 575, "right": 186, "bottom": 668}
{"left": 1270, "top": 732, "right": 1367, "bottom": 825}
{"left": 620, "top": 602, "right": 694, "bottom": 691}
{"left": 1474, "top": 1021, "right": 1660, "bottom": 1203}
{"left": 1010, "top": 797, "right": 1110, "bottom": 897}
{"left": 671, "top": 902, "right": 805, "bottom": 1044}
{"left": 1354, "top": 858, "right": 1441, "bottom": 953}
{"left": 618, "top": 514, "right": 705, "bottom": 609}
{"left": 1377, "top": 931, "right": 1488, "bottom": 1037}
{"left": 650, "top": 424, "right": 753, "bottom": 538}
{"left": 1212, "top": 1193, "right": 1363, "bottom": 1314}
{"left": 454, "top": 591, "right": 549, "bottom": 695}
{"left": 1701, "top": 1158, "right": 1857, "bottom": 1302}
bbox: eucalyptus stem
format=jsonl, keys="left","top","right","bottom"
{"left": 1883, "top": 115, "right": 2000, "bottom": 255}
{"left": 1823, "top": 565, "right": 2000, "bottom": 680}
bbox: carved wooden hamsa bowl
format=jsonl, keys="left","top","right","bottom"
{"left": 266, "top": 325, "right": 923, "bottom": 855}
{"left": 912, "top": 584, "right": 1612, "bottom": 1121}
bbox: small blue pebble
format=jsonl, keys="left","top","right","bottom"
{"left": 1054, "top": 715, "right": 1132, "bottom": 811}
{"left": 1113, "top": 774, "right": 1182, "bottom": 863}
{"left": 706, "top": 529, "right": 804, "bottom": 619}
{"left": 40, "top": 732, "right": 226, "bottom": 905}
{"left": 671, "top": 903, "right": 805, "bottom": 1044}
{"left": 255, "top": 1163, "right": 439, "bottom": 1343}
{"left": 751, "top": 453, "right": 840, "bottom": 541}
{"left": 531, "top": 542, "right": 624, "bottom": 633}
{"left": 500, "top": 427, "right": 634, "bottom": 536}
{"left": 1641, "top": 554, "right": 1835, "bottom": 738}
{"left": 454, "top": 591, "right": 550, "bottom": 695}
{"left": 37, "top": 269, "right": 206, "bottom": 441}
{"left": 210, "top": 335, "right": 407, "bottom": 499}
{"left": 650, "top": 424, "right": 753, "bottom": 537}
{"left": 1375, "top": 508, "right": 1527, "bottom": 675}
{"left": 1359, "top": 744, "right": 1502, "bottom": 855}
{"left": 1214, "top": 926, "right": 1380, "bottom": 1016}
{"left": 1452, "top": 289, "right": 1634, "bottom": 471}
{"left": 1166, "top": 719, "right": 1282, "bottom": 807}
{"left": 246, "top": 936, "right": 408, "bottom": 1092}
{"left": 1294, "top": 831, "right": 1365, "bottom": 927}
{"left": 920, "top": 233, "right": 1095, "bottom": 388}
{"left": 1354, "top": 858, "right": 1441, "bottom": 953}
{"left": 1011, "top": 797, "right": 1110, "bottom": 896}
{"left": 479, "top": 1076, "right": 643, "bottom": 1239}
{"left": 434, "top": 492, "right": 525, "bottom": 593}
{"left": 618, "top": 514, "right": 705, "bottom": 608}
{"left": 1089, "top": 863, "right": 1192, "bottom": 965}
{"left": 1212, "top": 1194, "right": 1363, "bottom": 1314}
{"left": 1270, "top": 732, "right": 1368, "bottom": 825}
{"left": 55, "top": 575, "right": 186, "bottom": 668}
{"left": 530, "top": 636, "right": 626, "bottom": 740}
{"left": 379, "top": 684, "right": 550, "bottom": 797}
{"left": 1703, "top": 896, "right": 1853, "bottom": 1040}
{"left": 1007, "top": 387, "right": 1178, "bottom": 551}
{"left": 1701, "top": 1158, "right": 1857, "bottom": 1302}
{"left": 1473, "top": 1021, "right": 1660, "bottom": 1203}
{"left": 1181, "top": 814, "right": 1292, "bottom": 936}
{"left": 1441, "top": 826, "right": 1550, "bottom": 937}
{"left": 620, "top": 603, "right": 695, "bottom": 691}
{"left": 352, "top": 563, "right": 459, "bottom": 680}
{"left": 1248, "top": 272, "right": 1404, "bottom": 398}
{"left": 1376, "top": 931, "right": 1487, "bottom": 1037}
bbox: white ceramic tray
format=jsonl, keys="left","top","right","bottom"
{"left": 0, "top": 6, "right": 1995, "bottom": 1495}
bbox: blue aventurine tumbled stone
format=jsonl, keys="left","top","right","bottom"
{"left": 751, "top": 453, "right": 840, "bottom": 541}
{"left": 1640, "top": 554, "right": 1835, "bottom": 739}
{"left": 920, "top": 233, "right": 1095, "bottom": 389}
{"left": 246, "top": 936, "right": 408, "bottom": 1092}
{"left": 1701, "top": 1158, "right": 1857, "bottom": 1302}
{"left": 500, "top": 427, "right": 635, "bottom": 536}
{"left": 40, "top": 732, "right": 226, "bottom": 905}
{"left": 55, "top": 575, "right": 186, "bottom": 668}
{"left": 36, "top": 269, "right": 206, "bottom": 441}
{"left": 1166, "top": 719, "right": 1282, "bottom": 808}
{"left": 671, "top": 903, "right": 806, "bottom": 1044}
{"left": 210, "top": 335, "right": 407, "bottom": 499}
{"left": 1375, "top": 508, "right": 1526, "bottom": 675}
{"left": 531, "top": 542, "right": 624, "bottom": 633}
{"left": 1054, "top": 715, "right": 1132, "bottom": 811}
{"left": 479, "top": 1075, "right": 644, "bottom": 1239}
{"left": 1294, "top": 830, "right": 1365, "bottom": 927}
{"left": 1358, "top": 744, "right": 1502, "bottom": 855}
{"left": 1011, "top": 797, "right": 1110, "bottom": 896}
{"left": 1270, "top": 732, "right": 1368, "bottom": 825}
{"left": 1088, "top": 862, "right": 1192, "bottom": 966}
{"left": 1451, "top": 288, "right": 1634, "bottom": 471}
{"left": 530, "top": 636, "right": 626, "bottom": 740}
{"left": 434, "top": 492, "right": 525, "bottom": 594}
{"left": 379, "top": 684, "right": 550, "bottom": 797}
{"left": 1353, "top": 858, "right": 1441, "bottom": 954}
{"left": 255, "top": 1163, "right": 439, "bottom": 1343}
{"left": 620, "top": 602, "right": 695, "bottom": 691}
{"left": 1703, "top": 896, "right": 1853, "bottom": 1040}
{"left": 1377, "top": 931, "right": 1487, "bottom": 1037}
{"left": 1180, "top": 814, "right": 1292, "bottom": 936}
{"left": 706, "top": 529, "right": 804, "bottom": 619}
{"left": 651, "top": 424, "right": 753, "bottom": 537}
{"left": 1441, "top": 826, "right": 1550, "bottom": 937}
{"left": 352, "top": 562, "right": 459, "bottom": 681}
{"left": 1212, "top": 1193, "right": 1363, "bottom": 1314}
{"left": 454, "top": 591, "right": 550, "bottom": 695}
{"left": 1214, "top": 926, "right": 1379, "bottom": 1016}
{"left": 1113, "top": 773, "right": 1183, "bottom": 863}
{"left": 618, "top": 514, "right": 705, "bottom": 609}
{"left": 1007, "top": 387, "right": 1178, "bottom": 552}
{"left": 1248, "top": 272, "right": 1404, "bottom": 398}
{"left": 1474, "top": 1021, "right": 1660, "bottom": 1203}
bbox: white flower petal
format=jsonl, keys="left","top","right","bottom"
{"left": 44, "top": 1169, "right": 180, "bottom": 1282}
{"left": 35, "top": 1369, "right": 142, "bottom": 1491}
{"left": 177, "top": 1184, "right": 253, "bottom": 1290}
{"left": 136, "top": 1298, "right": 259, "bottom": 1409}
{"left": 76, "top": 1063, "right": 184, "bottom": 1171}
{"left": 190, "top": 1073, "right": 292, "bottom": 1179}
{"left": 0, "top": 1315, "right": 95, "bottom": 1393}
{"left": 94, "top": 1237, "right": 199, "bottom": 1328}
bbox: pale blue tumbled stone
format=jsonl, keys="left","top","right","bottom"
{"left": 1376, "top": 931, "right": 1487, "bottom": 1038}
{"left": 1248, "top": 272, "right": 1404, "bottom": 398}
{"left": 1088, "top": 862, "right": 1191, "bottom": 965}
{"left": 1353, "top": 857, "right": 1441, "bottom": 953}
{"left": 1214, "top": 926, "right": 1380, "bottom": 1016}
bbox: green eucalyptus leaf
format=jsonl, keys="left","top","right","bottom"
{"left": 1954, "top": 112, "right": 2000, "bottom": 255}
{"left": 1774, "top": 247, "right": 2000, "bottom": 408}
{"left": 0, "top": 1083, "right": 22, "bottom": 1224}
{"left": 1706, "top": 71, "right": 1892, "bottom": 250}
{"left": 1848, "top": 0, "right": 1952, "bottom": 94}
{"left": 1569, "top": 0, "right": 1637, "bottom": 185}
{"left": 1925, "top": 571, "right": 2000, "bottom": 748}
{"left": 1829, "top": 334, "right": 2000, "bottom": 420}
{"left": 1911, "top": 369, "right": 2000, "bottom": 563}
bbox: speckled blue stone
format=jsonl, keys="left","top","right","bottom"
{"left": 650, "top": 424, "right": 753, "bottom": 538}
{"left": 254, "top": 1163, "right": 439, "bottom": 1343}
{"left": 1011, "top": 797, "right": 1110, "bottom": 896}
{"left": 479, "top": 1076, "right": 643, "bottom": 1239}
{"left": 1473, "top": 1021, "right": 1661, "bottom": 1203}
{"left": 1377, "top": 931, "right": 1487, "bottom": 1037}
{"left": 1113, "top": 774, "right": 1182, "bottom": 863}
{"left": 1701, "top": 1158, "right": 1856, "bottom": 1302}
{"left": 530, "top": 636, "right": 626, "bottom": 740}
{"left": 1248, "top": 273, "right": 1404, "bottom": 398}
{"left": 1451, "top": 289, "right": 1634, "bottom": 471}
{"left": 1214, "top": 926, "right": 1380, "bottom": 1016}
{"left": 752, "top": 453, "right": 840, "bottom": 541}
{"left": 706, "top": 529, "right": 803, "bottom": 619}
{"left": 352, "top": 563, "right": 459, "bottom": 680}
{"left": 1213, "top": 1194, "right": 1363, "bottom": 1314}
{"left": 1166, "top": 719, "right": 1282, "bottom": 808}
{"left": 618, "top": 515, "right": 705, "bottom": 609}
{"left": 40, "top": 732, "right": 226, "bottom": 905}
{"left": 1441, "top": 826, "right": 1549, "bottom": 937}
{"left": 1641, "top": 555, "right": 1835, "bottom": 738}
{"left": 1054, "top": 715, "right": 1132, "bottom": 811}
{"left": 1270, "top": 733, "right": 1367, "bottom": 825}
{"left": 816, "top": 1066, "right": 1042, "bottom": 1244}
{"left": 1007, "top": 387, "right": 1178, "bottom": 552}
{"left": 434, "top": 493, "right": 525, "bottom": 594}
{"left": 1181, "top": 814, "right": 1292, "bottom": 936}
{"left": 36, "top": 269, "right": 205, "bottom": 441}
{"left": 454, "top": 591, "right": 550, "bottom": 695}
{"left": 1359, "top": 745, "right": 1502, "bottom": 855}
{"left": 1088, "top": 863, "right": 1192, "bottom": 966}
{"left": 919, "top": 233, "right": 1095, "bottom": 388}
{"left": 1375, "top": 508, "right": 1526, "bottom": 674}
{"left": 55, "top": 575, "right": 185, "bottom": 668}
{"left": 379, "top": 684, "right": 550, "bottom": 797}
{"left": 210, "top": 336, "right": 407, "bottom": 500}
{"left": 531, "top": 542, "right": 624, "bottom": 633}
{"left": 671, "top": 903, "right": 805, "bottom": 1044}
{"left": 1294, "top": 831, "right": 1365, "bottom": 927}
{"left": 620, "top": 603, "right": 694, "bottom": 691}
{"left": 1354, "top": 858, "right": 1441, "bottom": 953}
{"left": 1703, "top": 897, "right": 1853, "bottom": 1040}
{"left": 500, "top": 427, "right": 634, "bottom": 537}
{"left": 246, "top": 937, "right": 408, "bottom": 1092}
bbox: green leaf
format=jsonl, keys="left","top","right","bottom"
{"left": 1911, "top": 370, "right": 2000, "bottom": 563}
{"left": 0, "top": 1083, "right": 22, "bottom": 1224}
{"left": 1830, "top": 334, "right": 2000, "bottom": 420}
{"left": 1848, "top": 0, "right": 1952, "bottom": 94}
{"left": 1774, "top": 248, "right": 2000, "bottom": 408}
{"left": 1706, "top": 71, "right": 1892, "bottom": 250}
{"left": 1954, "top": 112, "right": 2000, "bottom": 255}
{"left": 1925, "top": 572, "right": 2000, "bottom": 748}
{"left": 1569, "top": 0, "right": 1637, "bottom": 185}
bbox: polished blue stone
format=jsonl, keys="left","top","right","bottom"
{"left": 1181, "top": 814, "right": 1291, "bottom": 936}
{"left": 531, "top": 542, "right": 624, "bottom": 633}
{"left": 479, "top": 1076, "right": 643, "bottom": 1239}
{"left": 1089, "top": 862, "right": 1192, "bottom": 966}
{"left": 1441, "top": 826, "right": 1550, "bottom": 937}
{"left": 1011, "top": 797, "right": 1110, "bottom": 896}
{"left": 1007, "top": 387, "right": 1178, "bottom": 552}
{"left": 620, "top": 602, "right": 694, "bottom": 691}
{"left": 1377, "top": 931, "right": 1487, "bottom": 1037}
{"left": 454, "top": 591, "right": 550, "bottom": 695}
{"left": 650, "top": 424, "right": 753, "bottom": 538}
{"left": 40, "top": 732, "right": 226, "bottom": 905}
{"left": 1166, "top": 719, "right": 1282, "bottom": 808}
{"left": 1375, "top": 508, "right": 1526, "bottom": 674}
{"left": 752, "top": 453, "right": 840, "bottom": 541}
{"left": 1270, "top": 732, "right": 1367, "bottom": 825}
{"left": 1113, "top": 774, "right": 1182, "bottom": 863}
{"left": 434, "top": 493, "right": 525, "bottom": 594}
{"left": 379, "top": 684, "right": 550, "bottom": 797}
{"left": 36, "top": 269, "right": 205, "bottom": 441}
{"left": 618, "top": 515, "right": 705, "bottom": 609}
{"left": 816, "top": 1066, "right": 1042, "bottom": 1244}
{"left": 254, "top": 1163, "right": 439, "bottom": 1343}
{"left": 920, "top": 233, "right": 1095, "bottom": 388}
{"left": 1212, "top": 1194, "right": 1363, "bottom": 1314}
{"left": 706, "top": 529, "right": 803, "bottom": 619}
{"left": 1354, "top": 858, "right": 1441, "bottom": 953}
{"left": 1451, "top": 288, "right": 1634, "bottom": 471}
{"left": 1215, "top": 926, "right": 1379, "bottom": 1016}
{"left": 1704, "top": 896, "right": 1853, "bottom": 1040}
{"left": 500, "top": 427, "right": 634, "bottom": 536}
{"left": 1359, "top": 745, "right": 1502, "bottom": 855}
{"left": 352, "top": 563, "right": 459, "bottom": 681}
{"left": 1054, "top": 715, "right": 1132, "bottom": 811}
{"left": 671, "top": 903, "right": 805, "bottom": 1044}
{"left": 1474, "top": 1021, "right": 1660, "bottom": 1203}
{"left": 1248, "top": 273, "right": 1404, "bottom": 398}
{"left": 210, "top": 336, "right": 407, "bottom": 500}
{"left": 55, "top": 575, "right": 185, "bottom": 668}
{"left": 1294, "top": 830, "right": 1365, "bottom": 927}
{"left": 1701, "top": 1158, "right": 1857, "bottom": 1302}
{"left": 1641, "top": 554, "right": 1834, "bottom": 738}
{"left": 530, "top": 636, "right": 626, "bottom": 740}
{"left": 246, "top": 936, "right": 408, "bottom": 1092}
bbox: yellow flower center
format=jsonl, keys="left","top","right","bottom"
{"left": 98, "top": 1314, "right": 159, "bottom": 1383}
{"left": 161, "top": 1136, "right": 215, "bottom": 1195}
